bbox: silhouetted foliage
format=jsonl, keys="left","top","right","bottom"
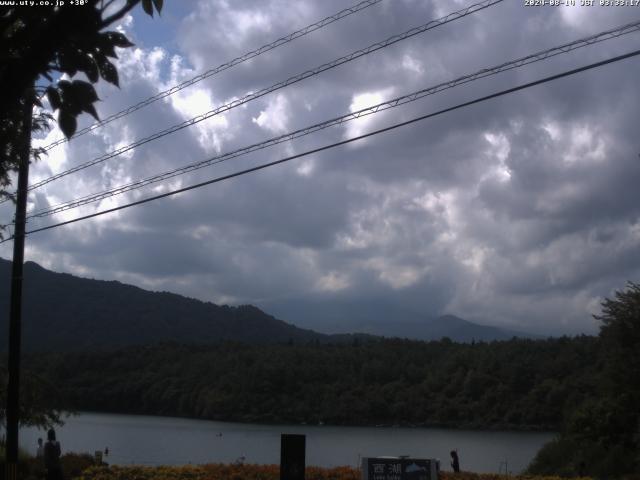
{"left": 528, "top": 282, "right": 640, "bottom": 478}
{"left": 0, "top": 362, "right": 64, "bottom": 429}
{"left": 0, "top": 0, "right": 163, "bottom": 228}
{"left": 597, "top": 282, "right": 640, "bottom": 415}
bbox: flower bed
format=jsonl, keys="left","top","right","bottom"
{"left": 73, "top": 464, "right": 590, "bottom": 480}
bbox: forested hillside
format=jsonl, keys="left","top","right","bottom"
{"left": 23, "top": 336, "right": 599, "bottom": 430}
{"left": 0, "top": 259, "right": 329, "bottom": 350}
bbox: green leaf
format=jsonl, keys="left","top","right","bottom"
{"left": 81, "top": 54, "right": 100, "bottom": 83}
{"left": 152, "top": 0, "right": 163, "bottom": 14}
{"left": 106, "top": 32, "right": 135, "bottom": 48}
{"left": 46, "top": 87, "right": 61, "bottom": 111}
{"left": 97, "top": 42, "right": 117, "bottom": 59}
{"left": 58, "top": 81, "right": 101, "bottom": 121}
{"left": 71, "top": 80, "right": 99, "bottom": 104}
{"left": 97, "top": 58, "right": 119, "bottom": 87}
{"left": 57, "top": 50, "right": 78, "bottom": 77}
{"left": 141, "top": 0, "right": 153, "bottom": 17}
{"left": 59, "top": 81, "right": 99, "bottom": 117}
{"left": 84, "top": 103, "right": 100, "bottom": 121}
{"left": 58, "top": 110, "right": 77, "bottom": 138}
{"left": 57, "top": 80, "right": 78, "bottom": 112}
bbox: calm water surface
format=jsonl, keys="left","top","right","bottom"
{"left": 20, "top": 412, "right": 554, "bottom": 473}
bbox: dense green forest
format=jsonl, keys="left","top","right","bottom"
{"left": 21, "top": 336, "right": 599, "bottom": 431}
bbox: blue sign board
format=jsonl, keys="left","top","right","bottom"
{"left": 361, "top": 457, "right": 438, "bottom": 480}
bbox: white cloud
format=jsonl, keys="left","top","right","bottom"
{"left": 252, "top": 94, "right": 290, "bottom": 134}
{"left": 402, "top": 54, "right": 424, "bottom": 75}
{"left": 316, "top": 271, "right": 350, "bottom": 292}
{"left": 369, "top": 259, "right": 424, "bottom": 290}
{"left": 345, "top": 88, "right": 394, "bottom": 141}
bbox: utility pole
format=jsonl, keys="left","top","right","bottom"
{"left": 5, "top": 94, "right": 33, "bottom": 480}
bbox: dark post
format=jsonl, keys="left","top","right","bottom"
{"left": 280, "top": 434, "right": 305, "bottom": 480}
{"left": 5, "top": 95, "right": 33, "bottom": 480}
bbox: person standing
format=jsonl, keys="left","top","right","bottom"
{"left": 450, "top": 450, "right": 460, "bottom": 473}
{"left": 44, "top": 428, "right": 63, "bottom": 480}
{"left": 36, "top": 438, "right": 44, "bottom": 459}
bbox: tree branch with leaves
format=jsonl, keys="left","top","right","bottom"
{"left": 0, "top": 0, "right": 164, "bottom": 205}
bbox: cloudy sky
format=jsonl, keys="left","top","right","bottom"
{"left": 3, "top": 0, "right": 640, "bottom": 335}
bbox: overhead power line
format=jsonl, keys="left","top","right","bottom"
{"left": 5, "top": 48, "right": 637, "bottom": 242}
{"left": 40, "top": 0, "right": 386, "bottom": 152}
{"left": 27, "top": 19, "right": 640, "bottom": 219}
{"left": 23, "top": 0, "right": 503, "bottom": 193}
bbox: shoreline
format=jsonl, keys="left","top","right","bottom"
{"left": 57, "top": 409, "right": 558, "bottom": 434}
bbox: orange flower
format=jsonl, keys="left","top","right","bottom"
{"left": 73, "top": 463, "right": 593, "bottom": 480}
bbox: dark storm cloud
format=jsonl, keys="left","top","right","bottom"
{"left": 3, "top": 0, "right": 640, "bottom": 335}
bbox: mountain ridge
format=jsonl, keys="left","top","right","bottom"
{"left": 0, "top": 258, "right": 538, "bottom": 351}
{"left": 0, "top": 258, "right": 331, "bottom": 351}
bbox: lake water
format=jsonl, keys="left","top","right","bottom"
{"left": 20, "top": 412, "right": 554, "bottom": 473}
